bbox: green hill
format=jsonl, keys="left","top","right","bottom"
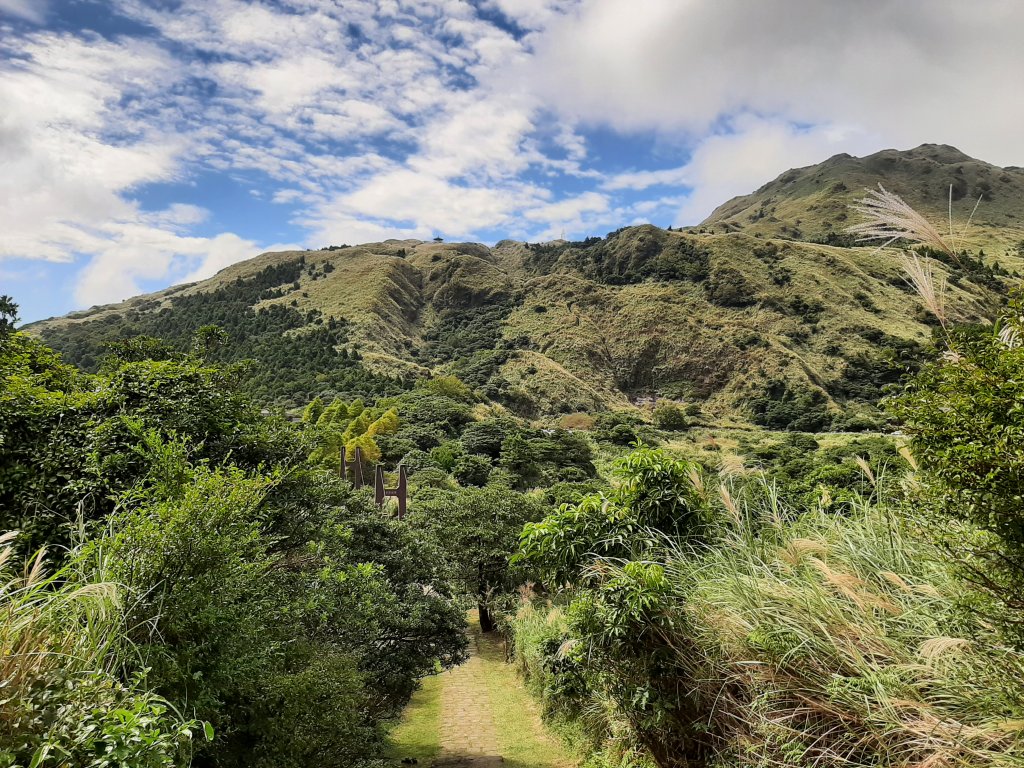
{"left": 26, "top": 145, "right": 1019, "bottom": 429}
{"left": 700, "top": 143, "right": 1024, "bottom": 262}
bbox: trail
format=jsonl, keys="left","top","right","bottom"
{"left": 387, "top": 614, "right": 576, "bottom": 768}
{"left": 434, "top": 631, "right": 503, "bottom": 767}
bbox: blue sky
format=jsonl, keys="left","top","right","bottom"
{"left": 2, "top": 0, "right": 1023, "bottom": 323}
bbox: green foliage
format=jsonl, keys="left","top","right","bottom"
{"left": 416, "top": 375, "right": 475, "bottom": 403}
{"left": 452, "top": 453, "right": 492, "bottom": 486}
{"left": 524, "top": 227, "right": 710, "bottom": 286}
{"left": 592, "top": 411, "right": 643, "bottom": 445}
{"left": 422, "top": 302, "right": 517, "bottom": 369}
{"left": 518, "top": 446, "right": 708, "bottom": 585}
{"left": 748, "top": 379, "right": 832, "bottom": 431}
{"left": 513, "top": 449, "right": 1024, "bottom": 768}
{"left": 459, "top": 418, "right": 513, "bottom": 458}
{"left": 497, "top": 427, "right": 596, "bottom": 490}
{"left": 0, "top": 332, "right": 299, "bottom": 553}
{"left": 706, "top": 266, "right": 755, "bottom": 307}
{"left": 652, "top": 401, "right": 688, "bottom": 431}
{"left": 1, "top": 325, "right": 468, "bottom": 767}
{"left": 100, "top": 446, "right": 465, "bottom": 768}
{"left": 0, "top": 533, "right": 202, "bottom": 768}
{"left": 0, "top": 295, "right": 17, "bottom": 338}
{"left": 408, "top": 485, "right": 546, "bottom": 631}
{"left": 890, "top": 312, "right": 1024, "bottom": 630}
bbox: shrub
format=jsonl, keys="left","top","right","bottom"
{"left": 514, "top": 447, "right": 1024, "bottom": 768}
{"left": 652, "top": 401, "right": 688, "bottom": 430}
{"left": 0, "top": 533, "right": 201, "bottom": 768}
{"left": 890, "top": 315, "right": 1024, "bottom": 634}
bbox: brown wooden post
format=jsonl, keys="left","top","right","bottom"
{"left": 374, "top": 465, "right": 385, "bottom": 506}
{"left": 372, "top": 464, "right": 409, "bottom": 519}
{"left": 353, "top": 446, "right": 364, "bottom": 488}
{"left": 397, "top": 465, "right": 408, "bottom": 520}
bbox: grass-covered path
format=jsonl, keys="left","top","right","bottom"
{"left": 385, "top": 614, "right": 576, "bottom": 768}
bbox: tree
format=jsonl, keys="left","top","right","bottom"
{"left": 890, "top": 315, "right": 1024, "bottom": 634}
{"left": 0, "top": 295, "right": 18, "bottom": 339}
{"left": 653, "top": 401, "right": 688, "bottom": 430}
{"left": 302, "top": 395, "right": 325, "bottom": 423}
{"left": 409, "top": 486, "right": 544, "bottom": 632}
{"left": 191, "top": 324, "right": 229, "bottom": 358}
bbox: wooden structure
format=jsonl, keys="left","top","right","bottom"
{"left": 374, "top": 465, "right": 408, "bottom": 520}
{"left": 341, "top": 445, "right": 408, "bottom": 519}
{"left": 339, "top": 445, "right": 366, "bottom": 488}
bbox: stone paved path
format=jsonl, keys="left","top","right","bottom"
{"left": 434, "top": 629, "right": 504, "bottom": 767}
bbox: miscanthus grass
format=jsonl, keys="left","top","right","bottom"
{"left": 647, "top": 487, "right": 1024, "bottom": 768}
{"left": 1, "top": 531, "right": 199, "bottom": 767}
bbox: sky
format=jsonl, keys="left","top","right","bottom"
{"left": 2, "top": 0, "right": 1024, "bottom": 323}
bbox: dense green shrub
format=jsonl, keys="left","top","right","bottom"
{"left": 102, "top": 446, "right": 465, "bottom": 768}
{"left": 652, "top": 401, "right": 688, "bottom": 430}
{"left": 0, "top": 332, "right": 300, "bottom": 552}
{"left": 0, "top": 533, "right": 202, "bottom": 768}
{"left": 513, "top": 446, "right": 1024, "bottom": 768}
{"left": 747, "top": 379, "right": 832, "bottom": 431}
{"left": 706, "top": 266, "right": 756, "bottom": 307}
{"left": 890, "top": 313, "right": 1024, "bottom": 633}
{"left": 37, "top": 262, "right": 406, "bottom": 408}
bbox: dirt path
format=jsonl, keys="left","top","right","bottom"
{"left": 387, "top": 614, "right": 576, "bottom": 768}
{"left": 434, "top": 631, "right": 503, "bottom": 767}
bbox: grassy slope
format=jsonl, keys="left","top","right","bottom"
{"left": 701, "top": 143, "right": 1024, "bottom": 264}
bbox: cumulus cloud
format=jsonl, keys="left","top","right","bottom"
{"left": 518, "top": 0, "right": 1024, "bottom": 223}
{"left": 7, "top": 0, "right": 1024, "bottom": 319}
{"left": 525, "top": 0, "right": 1024, "bottom": 160}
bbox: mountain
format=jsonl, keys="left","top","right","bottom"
{"left": 26, "top": 145, "right": 1018, "bottom": 429}
{"left": 701, "top": 143, "right": 1024, "bottom": 263}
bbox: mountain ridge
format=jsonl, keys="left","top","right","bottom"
{"left": 26, "top": 145, "right": 1018, "bottom": 429}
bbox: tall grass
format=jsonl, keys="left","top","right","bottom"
{"left": 510, "top": 482, "right": 1024, "bottom": 768}
{"left": 663, "top": 490, "right": 1024, "bottom": 767}
{"left": 0, "top": 531, "right": 199, "bottom": 768}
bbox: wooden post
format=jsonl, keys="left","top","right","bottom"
{"left": 374, "top": 465, "right": 385, "bottom": 507}
{"left": 341, "top": 446, "right": 366, "bottom": 488}
{"left": 397, "top": 465, "right": 407, "bottom": 520}
{"left": 353, "top": 446, "right": 364, "bottom": 488}
{"left": 374, "top": 464, "right": 409, "bottom": 520}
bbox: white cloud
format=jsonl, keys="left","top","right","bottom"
{"left": 524, "top": 191, "right": 608, "bottom": 222}
{"left": 524, "top": 0, "right": 1024, "bottom": 164}
{"left": 671, "top": 119, "right": 877, "bottom": 224}
{"left": 0, "top": 0, "right": 47, "bottom": 23}
{"left": 310, "top": 169, "right": 546, "bottom": 239}
{"left": 74, "top": 229, "right": 265, "bottom": 307}
{"left": 13, "top": 0, "right": 1024, "bottom": 320}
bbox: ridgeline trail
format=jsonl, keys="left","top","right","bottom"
{"left": 386, "top": 614, "right": 577, "bottom": 768}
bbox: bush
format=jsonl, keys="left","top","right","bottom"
{"left": 514, "top": 446, "right": 1024, "bottom": 768}
{"left": 0, "top": 534, "right": 201, "bottom": 768}
{"left": 652, "top": 401, "right": 688, "bottom": 430}
{"left": 890, "top": 315, "right": 1024, "bottom": 634}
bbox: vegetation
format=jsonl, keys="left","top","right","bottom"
{"left": 30, "top": 146, "right": 1016, "bottom": 425}
{"left": 0, "top": 310, "right": 466, "bottom": 767}
{"left": 34, "top": 260, "right": 406, "bottom": 409}
{"left": 10, "top": 149, "right": 1024, "bottom": 768}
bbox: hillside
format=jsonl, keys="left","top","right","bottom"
{"left": 26, "top": 145, "right": 1018, "bottom": 428}
{"left": 701, "top": 143, "right": 1024, "bottom": 263}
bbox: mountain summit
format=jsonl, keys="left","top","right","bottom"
{"left": 702, "top": 144, "right": 1024, "bottom": 255}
